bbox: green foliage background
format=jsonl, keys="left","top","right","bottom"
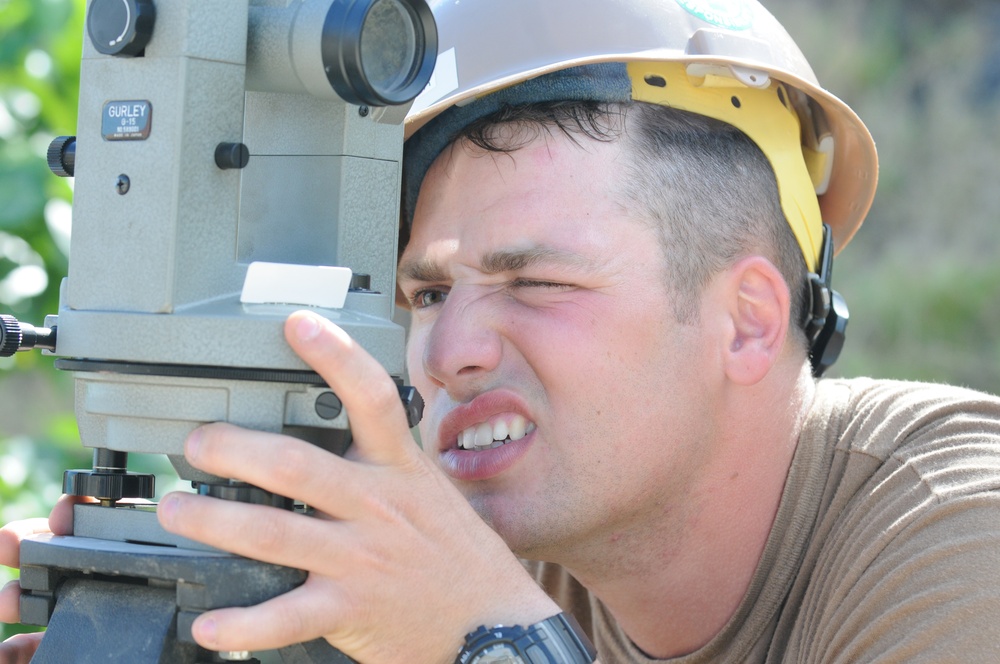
{"left": 1, "top": 0, "right": 999, "bottom": 643}
{"left": 0, "top": 0, "right": 85, "bottom": 641}
{"left": 768, "top": 0, "right": 1000, "bottom": 390}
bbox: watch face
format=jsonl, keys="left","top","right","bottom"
{"left": 469, "top": 644, "right": 527, "bottom": 664}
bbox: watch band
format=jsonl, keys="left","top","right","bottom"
{"left": 456, "top": 612, "right": 597, "bottom": 664}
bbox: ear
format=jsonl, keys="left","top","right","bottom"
{"left": 719, "top": 255, "right": 791, "bottom": 386}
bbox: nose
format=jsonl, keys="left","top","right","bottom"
{"left": 420, "top": 288, "right": 503, "bottom": 395}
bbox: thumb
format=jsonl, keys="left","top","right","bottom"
{"left": 283, "top": 310, "right": 415, "bottom": 465}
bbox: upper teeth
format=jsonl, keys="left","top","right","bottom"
{"left": 458, "top": 415, "right": 536, "bottom": 450}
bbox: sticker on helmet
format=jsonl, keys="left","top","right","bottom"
{"left": 411, "top": 47, "right": 458, "bottom": 116}
{"left": 674, "top": 0, "right": 753, "bottom": 31}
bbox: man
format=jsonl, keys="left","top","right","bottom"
{"left": 4, "top": 0, "right": 1000, "bottom": 662}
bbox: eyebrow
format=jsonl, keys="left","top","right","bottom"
{"left": 480, "top": 247, "right": 593, "bottom": 274}
{"left": 398, "top": 246, "right": 594, "bottom": 283}
{"left": 397, "top": 257, "right": 448, "bottom": 284}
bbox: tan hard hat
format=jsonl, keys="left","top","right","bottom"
{"left": 403, "top": 0, "right": 878, "bottom": 270}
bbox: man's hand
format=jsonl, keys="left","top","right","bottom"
{"left": 157, "top": 310, "right": 560, "bottom": 663}
{"left": 0, "top": 495, "right": 79, "bottom": 663}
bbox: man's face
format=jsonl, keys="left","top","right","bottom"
{"left": 399, "top": 131, "right": 719, "bottom": 562}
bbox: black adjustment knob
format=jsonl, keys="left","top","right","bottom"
{"left": 47, "top": 136, "right": 76, "bottom": 177}
{"left": 214, "top": 142, "right": 250, "bottom": 170}
{"left": 398, "top": 385, "right": 424, "bottom": 428}
{"left": 0, "top": 315, "right": 20, "bottom": 357}
{"left": 197, "top": 482, "right": 294, "bottom": 509}
{"left": 0, "top": 315, "right": 57, "bottom": 356}
{"left": 64, "top": 469, "right": 155, "bottom": 502}
{"left": 87, "top": 0, "right": 156, "bottom": 57}
{"left": 63, "top": 449, "right": 154, "bottom": 507}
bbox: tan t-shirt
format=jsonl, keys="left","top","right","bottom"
{"left": 527, "top": 378, "right": 1000, "bottom": 663}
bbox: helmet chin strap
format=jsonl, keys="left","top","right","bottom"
{"left": 806, "top": 223, "right": 848, "bottom": 377}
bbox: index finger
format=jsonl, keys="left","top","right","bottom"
{"left": 48, "top": 494, "right": 102, "bottom": 537}
{"left": 283, "top": 310, "right": 417, "bottom": 465}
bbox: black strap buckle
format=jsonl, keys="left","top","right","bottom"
{"left": 805, "top": 224, "right": 849, "bottom": 377}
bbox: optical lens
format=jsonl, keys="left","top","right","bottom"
{"left": 360, "top": 0, "right": 419, "bottom": 98}
{"left": 322, "top": 0, "right": 437, "bottom": 106}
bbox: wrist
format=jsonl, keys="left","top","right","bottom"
{"left": 455, "top": 612, "right": 597, "bottom": 664}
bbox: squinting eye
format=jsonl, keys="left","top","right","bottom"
{"left": 511, "top": 279, "right": 570, "bottom": 290}
{"left": 412, "top": 289, "right": 447, "bottom": 308}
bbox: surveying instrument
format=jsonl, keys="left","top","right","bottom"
{"left": 1, "top": 0, "right": 435, "bottom": 660}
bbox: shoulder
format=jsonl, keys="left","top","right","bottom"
{"left": 814, "top": 377, "right": 1000, "bottom": 472}
{"left": 818, "top": 376, "right": 1000, "bottom": 431}
{"left": 801, "top": 377, "right": 1000, "bottom": 523}
{"left": 784, "top": 378, "right": 1000, "bottom": 662}
{"left": 806, "top": 377, "right": 1000, "bottom": 553}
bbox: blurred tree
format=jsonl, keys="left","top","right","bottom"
{"left": 0, "top": 0, "right": 80, "bottom": 321}
{"left": 0, "top": 0, "right": 86, "bottom": 642}
{"left": 767, "top": 0, "right": 1000, "bottom": 393}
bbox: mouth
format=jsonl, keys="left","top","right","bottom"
{"left": 456, "top": 414, "right": 537, "bottom": 451}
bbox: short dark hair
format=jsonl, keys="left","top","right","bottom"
{"left": 436, "top": 100, "right": 809, "bottom": 350}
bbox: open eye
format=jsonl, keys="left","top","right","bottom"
{"left": 410, "top": 287, "right": 448, "bottom": 309}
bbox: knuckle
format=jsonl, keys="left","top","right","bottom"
{"left": 311, "top": 586, "right": 372, "bottom": 648}
{"left": 267, "top": 443, "right": 312, "bottom": 487}
{"left": 251, "top": 510, "right": 291, "bottom": 553}
{"left": 357, "top": 490, "right": 397, "bottom": 523}
{"left": 354, "top": 375, "right": 399, "bottom": 413}
{"left": 274, "top": 604, "right": 309, "bottom": 641}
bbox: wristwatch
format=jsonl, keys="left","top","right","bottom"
{"left": 455, "top": 613, "right": 598, "bottom": 664}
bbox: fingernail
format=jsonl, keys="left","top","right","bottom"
{"left": 195, "top": 615, "right": 218, "bottom": 646}
{"left": 185, "top": 427, "right": 202, "bottom": 460}
{"left": 295, "top": 312, "right": 321, "bottom": 342}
